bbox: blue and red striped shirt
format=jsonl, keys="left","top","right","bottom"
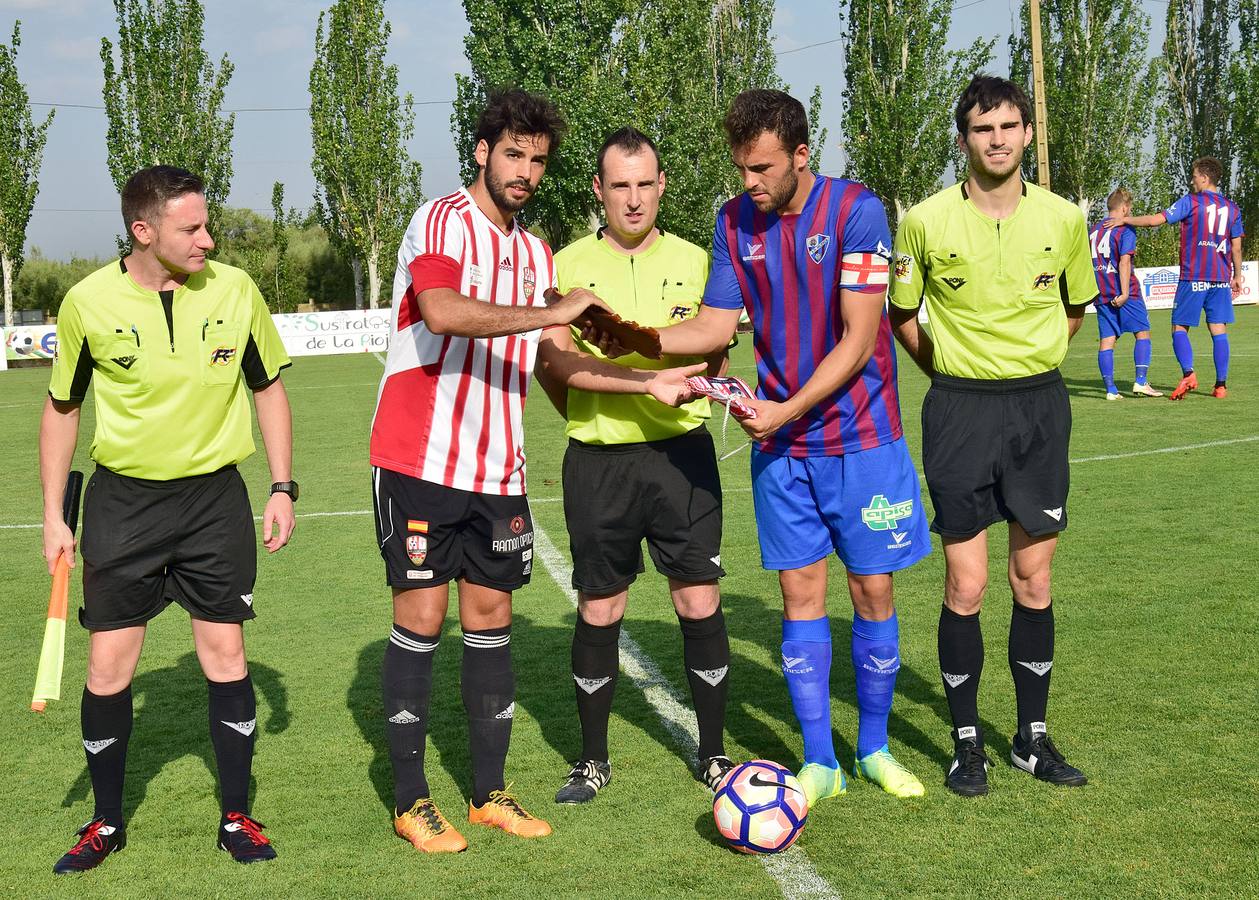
{"left": 1088, "top": 221, "right": 1139, "bottom": 301}
{"left": 1163, "top": 190, "right": 1244, "bottom": 284}
{"left": 702, "top": 175, "right": 902, "bottom": 457}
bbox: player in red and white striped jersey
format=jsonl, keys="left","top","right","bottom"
{"left": 371, "top": 89, "right": 701, "bottom": 853}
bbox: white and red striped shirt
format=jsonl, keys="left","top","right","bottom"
{"left": 369, "top": 188, "right": 556, "bottom": 495}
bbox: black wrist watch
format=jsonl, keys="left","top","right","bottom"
{"left": 270, "top": 481, "right": 299, "bottom": 502}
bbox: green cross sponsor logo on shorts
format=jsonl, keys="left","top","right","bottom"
{"left": 861, "top": 494, "right": 914, "bottom": 531}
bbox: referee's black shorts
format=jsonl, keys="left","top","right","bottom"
{"left": 562, "top": 426, "right": 725, "bottom": 595}
{"left": 921, "top": 369, "right": 1070, "bottom": 539}
{"left": 80, "top": 465, "right": 257, "bottom": 630}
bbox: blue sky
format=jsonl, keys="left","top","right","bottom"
{"left": 1, "top": 0, "right": 1166, "bottom": 259}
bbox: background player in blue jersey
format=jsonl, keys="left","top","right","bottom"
{"left": 616, "top": 90, "right": 932, "bottom": 806}
{"left": 1090, "top": 187, "right": 1162, "bottom": 399}
{"left": 1106, "top": 157, "right": 1245, "bottom": 399}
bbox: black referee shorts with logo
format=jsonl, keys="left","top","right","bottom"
{"left": 79, "top": 465, "right": 257, "bottom": 630}
{"left": 921, "top": 369, "right": 1070, "bottom": 539}
{"left": 562, "top": 426, "right": 725, "bottom": 594}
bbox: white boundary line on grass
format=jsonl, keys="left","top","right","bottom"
{"left": 1, "top": 435, "right": 1256, "bottom": 531}
{"left": 531, "top": 524, "right": 841, "bottom": 900}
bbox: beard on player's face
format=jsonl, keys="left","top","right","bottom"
{"left": 754, "top": 168, "right": 799, "bottom": 214}
{"left": 485, "top": 156, "right": 536, "bottom": 215}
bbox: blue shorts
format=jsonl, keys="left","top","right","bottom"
{"left": 750, "top": 437, "right": 931, "bottom": 574}
{"left": 1172, "top": 282, "right": 1234, "bottom": 326}
{"left": 1096, "top": 297, "right": 1151, "bottom": 339}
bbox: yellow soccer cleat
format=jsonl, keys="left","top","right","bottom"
{"left": 394, "top": 798, "right": 468, "bottom": 853}
{"left": 468, "top": 787, "right": 552, "bottom": 838}
{"left": 853, "top": 746, "right": 926, "bottom": 798}
{"left": 795, "top": 762, "right": 847, "bottom": 809}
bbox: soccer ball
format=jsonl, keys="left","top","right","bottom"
{"left": 8, "top": 330, "right": 34, "bottom": 355}
{"left": 712, "top": 760, "right": 808, "bottom": 854}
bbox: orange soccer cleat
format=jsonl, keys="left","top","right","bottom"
{"left": 468, "top": 788, "right": 552, "bottom": 838}
{"left": 394, "top": 798, "right": 468, "bottom": 853}
{"left": 1170, "top": 372, "right": 1198, "bottom": 401}
{"left": 1212, "top": 385, "right": 1228, "bottom": 398}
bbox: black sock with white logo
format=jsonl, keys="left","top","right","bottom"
{"left": 679, "top": 607, "right": 730, "bottom": 761}
{"left": 1009, "top": 601, "right": 1054, "bottom": 732}
{"left": 938, "top": 605, "right": 983, "bottom": 735}
{"left": 82, "top": 685, "right": 133, "bottom": 828}
{"left": 462, "top": 626, "right": 514, "bottom": 807}
{"left": 572, "top": 615, "right": 621, "bottom": 763}
{"left": 383, "top": 624, "right": 439, "bottom": 813}
{"left": 207, "top": 674, "right": 257, "bottom": 815}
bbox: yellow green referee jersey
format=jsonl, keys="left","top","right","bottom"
{"left": 49, "top": 258, "right": 291, "bottom": 481}
{"left": 556, "top": 229, "right": 712, "bottom": 444}
{"left": 890, "top": 182, "right": 1098, "bottom": 379}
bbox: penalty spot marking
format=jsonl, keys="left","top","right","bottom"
{"left": 531, "top": 524, "right": 840, "bottom": 900}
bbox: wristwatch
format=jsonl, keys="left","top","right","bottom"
{"left": 270, "top": 481, "right": 299, "bottom": 502}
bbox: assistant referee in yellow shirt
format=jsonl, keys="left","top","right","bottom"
{"left": 40, "top": 166, "right": 295, "bottom": 872}
{"left": 535, "top": 128, "right": 734, "bottom": 804}
{"left": 889, "top": 76, "right": 1097, "bottom": 798}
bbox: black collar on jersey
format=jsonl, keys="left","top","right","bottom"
{"left": 960, "top": 181, "right": 1028, "bottom": 201}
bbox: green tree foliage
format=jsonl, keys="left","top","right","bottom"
{"left": 452, "top": 0, "right": 784, "bottom": 250}
{"left": 840, "top": 0, "right": 992, "bottom": 226}
{"left": 272, "top": 182, "right": 290, "bottom": 309}
{"left": 0, "top": 21, "right": 53, "bottom": 326}
{"left": 1160, "top": 0, "right": 1234, "bottom": 190}
{"left": 100, "top": 0, "right": 234, "bottom": 238}
{"left": 1231, "top": 0, "right": 1259, "bottom": 256}
{"left": 1011, "top": 0, "right": 1157, "bottom": 217}
{"left": 12, "top": 250, "right": 103, "bottom": 319}
{"left": 310, "top": 0, "right": 424, "bottom": 310}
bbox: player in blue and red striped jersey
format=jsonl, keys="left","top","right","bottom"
{"left": 1090, "top": 187, "right": 1162, "bottom": 399}
{"left": 1107, "top": 157, "right": 1245, "bottom": 399}
{"left": 641, "top": 90, "right": 932, "bottom": 805}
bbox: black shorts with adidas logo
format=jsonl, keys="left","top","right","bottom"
{"left": 921, "top": 369, "right": 1070, "bottom": 539}
{"left": 80, "top": 465, "right": 258, "bottom": 630}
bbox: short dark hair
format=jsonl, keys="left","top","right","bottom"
{"left": 121, "top": 165, "right": 205, "bottom": 231}
{"left": 1192, "top": 156, "right": 1224, "bottom": 186}
{"left": 723, "top": 89, "right": 809, "bottom": 153}
{"left": 596, "top": 127, "right": 662, "bottom": 179}
{"left": 955, "top": 74, "right": 1032, "bottom": 135}
{"left": 473, "top": 88, "right": 566, "bottom": 155}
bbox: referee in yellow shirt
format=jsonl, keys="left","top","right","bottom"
{"left": 40, "top": 166, "right": 295, "bottom": 871}
{"left": 889, "top": 76, "right": 1097, "bottom": 797}
{"left": 536, "top": 128, "right": 734, "bottom": 803}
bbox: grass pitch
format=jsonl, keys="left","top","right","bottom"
{"left": 1, "top": 307, "right": 1256, "bottom": 898}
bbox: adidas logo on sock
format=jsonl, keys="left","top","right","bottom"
{"left": 388, "top": 709, "right": 420, "bottom": 725}
{"left": 1016, "top": 660, "right": 1053, "bottom": 677}
{"left": 221, "top": 718, "right": 257, "bottom": 736}
{"left": 495, "top": 703, "right": 515, "bottom": 719}
{"left": 574, "top": 675, "right": 612, "bottom": 694}
{"left": 942, "top": 672, "right": 970, "bottom": 688}
{"left": 691, "top": 666, "right": 728, "bottom": 686}
{"left": 83, "top": 738, "right": 118, "bottom": 755}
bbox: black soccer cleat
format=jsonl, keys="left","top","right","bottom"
{"left": 52, "top": 817, "right": 126, "bottom": 874}
{"left": 700, "top": 755, "right": 737, "bottom": 792}
{"left": 218, "top": 812, "right": 277, "bottom": 863}
{"left": 555, "top": 759, "right": 611, "bottom": 804}
{"left": 946, "top": 726, "right": 991, "bottom": 797}
{"left": 1010, "top": 723, "right": 1088, "bottom": 787}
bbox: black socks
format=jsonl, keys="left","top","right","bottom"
{"left": 383, "top": 624, "right": 439, "bottom": 814}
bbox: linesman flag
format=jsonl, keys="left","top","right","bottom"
{"left": 31, "top": 470, "right": 83, "bottom": 713}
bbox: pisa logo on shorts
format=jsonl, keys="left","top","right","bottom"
{"left": 861, "top": 495, "right": 914, "bottom": 532}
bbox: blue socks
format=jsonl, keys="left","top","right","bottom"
{"left": 1212, "top": 333, "right": 1229, "bottom": 385}
{"left": 851, "top": 612, "right": 900, "bottom": 759}
{"left": 1172, "top": 329, "right": 1195, "bottom": 375}
{"left": 1134, "top": 338, "right": 1152, "bottom": 386}
{"left": 782, "top": 617, "right": 837, "bottom": 768}
{"left": 1098, "top": 349, "right": 1116, "bottom": 393}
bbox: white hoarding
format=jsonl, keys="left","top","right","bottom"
{"left": 272, "top": 310, "right": 391, "bottom": 357}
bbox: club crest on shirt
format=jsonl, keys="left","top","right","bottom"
{"left": 406, "top": 534, "right": 427, "bottom": 566}
{"left": 806, "top": 233, "right": 830, "bottom": 264}
{"left": 522, "top": 266, "right": 536, "bottom": 300}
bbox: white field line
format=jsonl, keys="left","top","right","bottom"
{"left": 531, "top": 524, "right": 840, "bottom": 900}
{"left": 2, "top": 436, "right": 1255, "bottom": 531}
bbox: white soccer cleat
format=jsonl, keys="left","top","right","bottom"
{"left": 1131, "top": 383, "right": 1163, "bottom": 397}
{"left": 1105, "top": 391, "right": 1123, "bottom": 401}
